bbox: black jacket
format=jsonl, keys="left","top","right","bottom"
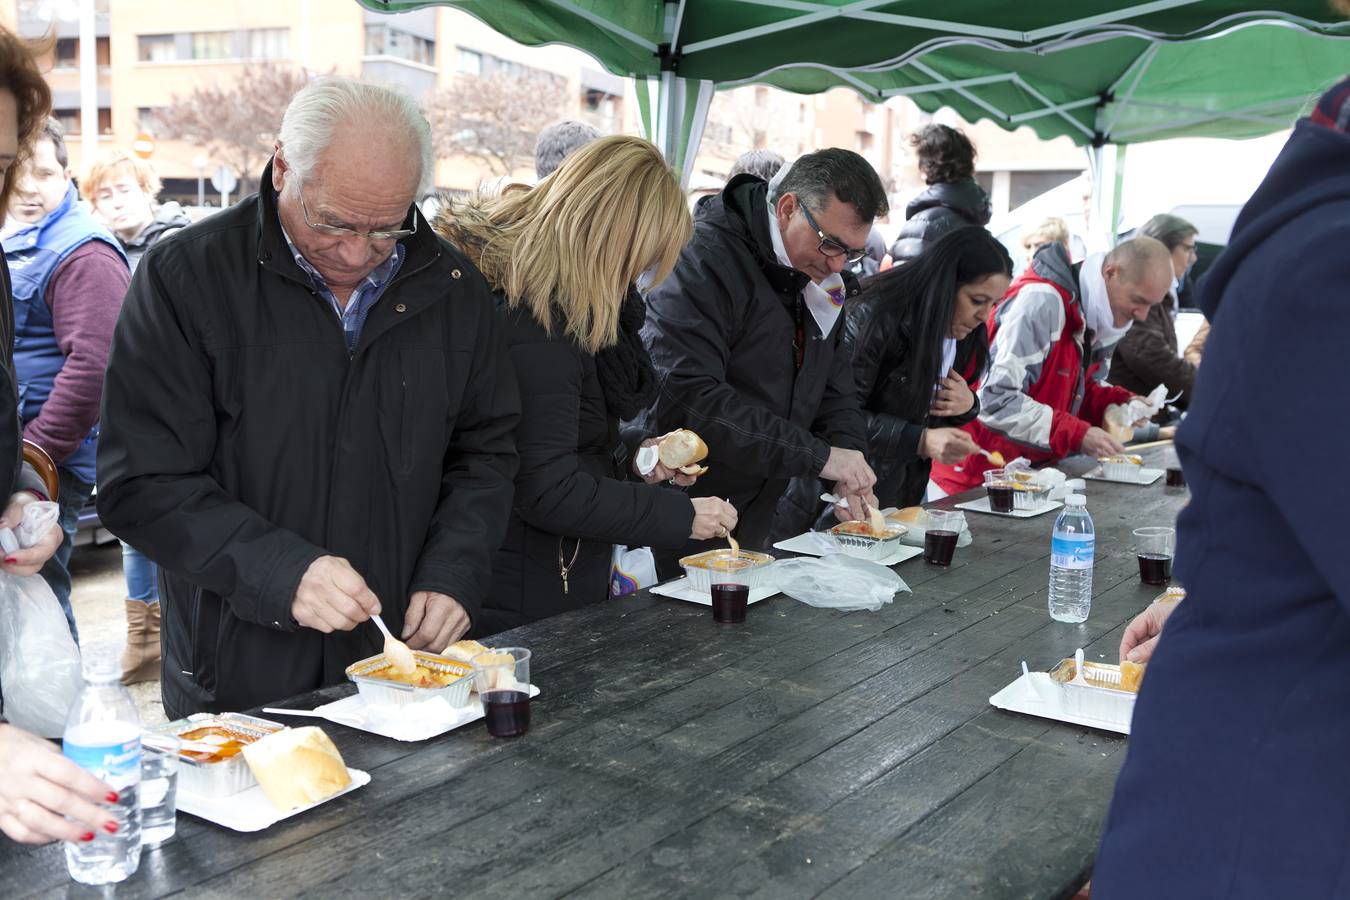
{"left": 844, "top": 293, "right": 984, "bottom": 507}
{"left": 1108, "top": 293, "right": 1195, "bottom": 411}
{"left": 96, "top": 163, "right": 521, "bottom": 718}
{"left": 639, "top": 174, "right": 868, "bottom": 563}
{"left": 485, "top": 304, "right": 693, "bottom": 636}
{"left": 889, "top": 180, "right": 993, "bottom": 265}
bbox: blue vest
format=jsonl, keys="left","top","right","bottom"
{"left": 4, "top": 184, "right": 126, "bottom": 483}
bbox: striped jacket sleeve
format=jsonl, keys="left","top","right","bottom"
{"left": 977, "top": 286, "right": 1090, "bottom": 456}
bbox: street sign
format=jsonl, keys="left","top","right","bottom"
{"left": 210, "top": 166, "right": 238, "bottom": 195}
{"left": 131, "top": 133, "right": 155, "bottom": 159}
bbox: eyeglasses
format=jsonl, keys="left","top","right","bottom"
{"left": 297, "top": 186, "right": 417, "bottom": 242}
{"left": 798, "top": 203, "right": 867, "bottom": 264}
{"left": 1178, "top": 241, "right": 1198, "bottom": 258}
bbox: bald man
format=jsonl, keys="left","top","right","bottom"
{"left": 931, "top": 237, "right": 1173, "bottom": 494}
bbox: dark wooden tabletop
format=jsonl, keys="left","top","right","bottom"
{"left": 4, "top": 452, "right": 1188, "bottom": 900}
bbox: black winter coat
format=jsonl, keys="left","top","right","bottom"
{"left": 639, "top": 174, "right": 868, "bottom": 567}
{"left": 888, "top": 180, "right": 992, "bottom": 265}
{"left": 97, "top": 163, "right": 521, "bottom": 718}
{"left": 844, "top": 294, "right": 984, "bottom": 507}
{"left": 485, "top": 304, "right": 693, "bottom": 636}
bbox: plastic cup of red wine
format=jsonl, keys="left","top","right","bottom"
{"left": 982, "top": 469, "right": 1016, "bottom": 513}
{"left": 1133, "top": 527, "right": 1176, "bottom": 586}
{"left": 923, "top": 510, "right": 963, "bottom": 566}
{"left": 471, "top": 647, "right": 532, "bottom": 738}
{"left": 710, "top": 581, "right": 749, "bottom": 623}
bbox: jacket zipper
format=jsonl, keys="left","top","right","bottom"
{"left": 558, "top": 536, "right": 581, "bottom": 595}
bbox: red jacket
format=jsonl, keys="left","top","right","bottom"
{"left": 932, "top": 246, "right": 1133, "bottom": 494}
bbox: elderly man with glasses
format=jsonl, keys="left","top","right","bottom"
{"left": 639, "top": 149, "right": 887, "bottom": 569}
{"left": 95, "top": 77, "right": 521, "bottom": 718}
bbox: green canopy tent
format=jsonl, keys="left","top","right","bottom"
{"left": 360, "top": 1, "right": 1349, "bottom": 236}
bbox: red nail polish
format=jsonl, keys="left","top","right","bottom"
{"left": 3, "top": 557, "right": 14, "bottom": 564}
{"left": 106, "top": 791, "right": 119, "bottom": 803}
{"left": 80, "top": 832, "right": 95, "bottom": 842}
{"left": 103, "top": 821, "right": 118, "bottom": 834}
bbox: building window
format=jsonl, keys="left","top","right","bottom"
{"left": 246, "top": 28, "right": 289, "bottom": 60}
{"left": 455, "top": 48, "right": 482, "bottom": 74}
{"left": 364, "top": 25, "right": 434, "bottom": 66}
{"left": 52, "top": 107, "right": 113, "bottom": 136}
{"left": 191, "top": 31, "right": 232, "bottom": 61}
{"left": 136, "top": 107, "right": 162, "bottom": 132}
{"left": 856, "top": 131, "right": 875, "bottom": 153}
{"left": 755, "top": 86, "right": 769, "bottom": 108}
{"left": 137, "top": 34, "right": 176, "bottom": 63}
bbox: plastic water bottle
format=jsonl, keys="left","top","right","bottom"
{"left": 63, "top": 653, "right": 142, "bottom": 885}
{"left": 1048, "top": 494, "right": 1094, "bottom": 623}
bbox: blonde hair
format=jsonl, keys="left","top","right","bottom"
{"left": 1022, "top": 216, "right": 1070, "bottom": 254}
{"left": 435, "top": 135, "right": 691, "bottom": 354}
{"left": 81, "top": 148, "right": 161, "bottom": 202}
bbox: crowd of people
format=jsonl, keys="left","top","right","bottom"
{"left": 0, "top": 18, "right": 1345, "bottom": 895}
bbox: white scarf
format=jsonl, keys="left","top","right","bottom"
{"left": 1080, "top": 251, "right": 1132, "bottom": 350}
{"left": 767, "top": 202, "right": 845, "bottom": 336}
{"left": 939, "top": 338, "right": 958, "bottom": 380}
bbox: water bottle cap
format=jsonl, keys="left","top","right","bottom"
{"left": 80, "top": 644, "right": 120, "bottom": 682}
{"left": 1065, "top": 494, "right": 1087, "bottom": 507}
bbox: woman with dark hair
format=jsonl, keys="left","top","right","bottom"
{"left": 889, "top": 124, "right": 993, "bottom": 266}
{"left": 848, "top": 226, "right": 1013, "bottom": 508}
{"left": 0, "top": 25, "right": 114, "bottom": 847}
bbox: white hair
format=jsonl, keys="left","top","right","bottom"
{"left": 277, "top": 76, "right": 433, "bottom": 194}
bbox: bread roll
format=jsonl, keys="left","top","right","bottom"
{"left": 888, "top": 506, "right": 928, "bottom": 525}
{"left": 658, "top": 430, "right": 708, "bottom": 468}
{"left": 242, "top": 726, "right": 351, "bottom": 812}
{"left": 442, "top": 638, "right": 489, "bottom": 664}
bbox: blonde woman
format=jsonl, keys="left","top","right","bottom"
{"left": 436, "top": 135, "right": 737, "bottom": 634}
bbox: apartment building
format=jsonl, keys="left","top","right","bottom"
{"left": 3, "top": 0, "right": 1081, "bottom": 217}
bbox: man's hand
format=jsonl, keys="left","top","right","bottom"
{"left": 1081, "top": 426, "right": 1127, "bottom": 459}
{"left": 0, "top": 724, "right": 119, "bottom": 844}
{"left": 0, "top": 493, "right": 61, "bottom": 577}
{"left": 835, "top": 491, "right": 880, "bottom": 523}
{"left": 635, "top": 433, "right": 699, "bottom": 486}
{"left": 931, "top": 368, "right": 975, "bottom": 417}
{"left": 402, "top": 591, "right": 470, "bottom": 651}
{"left": 290, "top": 556, "right": 380, "bottom": 633}
{"left": 820, "top": 447, "right": 876, "bottom": 497}
{"left": 919, "top": 427, "right": 981, "bottom": 466}
{"left": 1119, "top": 599, "right": 1180, "bottom": 663}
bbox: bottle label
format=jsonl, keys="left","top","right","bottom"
{"left": 1051, "top": 533, "right": 1095, "bottom": 570}
{"left": 64, "top": 736, "right": 141, "bottom": 790}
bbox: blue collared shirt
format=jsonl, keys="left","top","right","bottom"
{"left": 279, "top": 223, "right": 405, "bottom": 353}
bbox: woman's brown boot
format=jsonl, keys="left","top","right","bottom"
{"left": 120, "top": 600, "right": 162, "bottom": 685}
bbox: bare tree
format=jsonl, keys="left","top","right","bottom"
{"left": 425, "top": 70, "right": 571, "bottom": 178}
{"left": 153, "top": 63, "right": 316, "bottom": 195}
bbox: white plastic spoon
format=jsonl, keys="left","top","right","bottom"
{"left": 372, "top": 614, "right": 417, "bottom": 676}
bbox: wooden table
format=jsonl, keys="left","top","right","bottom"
{"left": 3, "top": 453, "right": 1187, "bottom": 899}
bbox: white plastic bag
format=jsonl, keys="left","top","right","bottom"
{"left": 774, "top": 555, "right": 910, "bottom": 612}
{"left": 0, "top": 570, "right": 82, "bottom": 736}
{"left": 1104, "top": 385, "right": 1170, "bottom": 441}
{"left": 610, "top": 545, "right": 658, "bottom": 596}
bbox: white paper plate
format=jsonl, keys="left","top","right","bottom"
{"left": 989, "top": 672, "right": 1132, "bottom": 734}
{"left": 271, "top": 685, "right": 544, "bottom": 742}
{"left": 1083, "top": 466, "right": 1165, "bottom": 486}
{"left": 650, "top": 577, "right": 778, "bottom": 606}
{"left": 955, "top": 496, "right": 1063, "bottom": 518}
{"left": 773, "top": 531, "right": 924, "bottom": 566}
{"left": 178, "top": 767, "right": 370, "bottom": 833}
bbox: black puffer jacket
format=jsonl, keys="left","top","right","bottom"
{"left": 889, "top": 180, "right": 992, "bottom": 265}
{"left": 485, "top": 303, "right": 693, "bottom": 636}
{"left": 639, "top": 174, "right": 868, "bottom": 566}
{"left": 97, "top": 163, "right": 521, "bottom": 718}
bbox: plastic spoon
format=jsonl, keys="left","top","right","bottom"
{"left": 372, "top": 614, "right": 417, "bottom": 676}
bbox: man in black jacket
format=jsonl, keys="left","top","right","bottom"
{"left": 641, "top": 149, "right": 884, "bottom": 567}
{"left": 96, "top": 77, "right": 521, "bottom": 718}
